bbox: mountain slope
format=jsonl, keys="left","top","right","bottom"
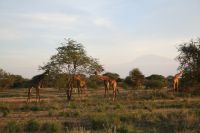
{"left": 106, "top": 55, "right": 179, "bottom": 78}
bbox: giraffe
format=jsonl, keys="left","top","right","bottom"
{"left": 73, "top": 74, "right": 87, "bottom": 95}
{"left": 27, "top": 70, "right": 49, "bottom": 103}
{"left": 173, "top": 70, "right": 183, "bottom": 92}
{"left": 94, "top": 71, "right": 118, "bottom": 101}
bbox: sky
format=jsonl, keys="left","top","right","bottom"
{"left": 0, "top": 0, "right": 200, "bottom": 78}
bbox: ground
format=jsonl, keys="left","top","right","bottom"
{"left": 0, "top": 87, "right": 200, "bottom": 133}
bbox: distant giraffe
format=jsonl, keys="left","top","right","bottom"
{"left": 27, "top": 70, "right": 49, "bottom": 103}
{"left": 94, "top": 71, "right": 119, "bottom": 101}
{"left": 73, "top": 74, "right": 87, "bottom": 95}
{"left": 173, "top": 70, "right": 183, "bottom": 92}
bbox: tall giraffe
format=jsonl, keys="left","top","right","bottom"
{"left": 173, "top": 70, "right": 183, "bottom": 92}
{"left": 73, "top": 74, "right": 87, "bottom": 95}
{"left": 94, "top": 71, "right": 118, "bottom": 101}
{"left": 27, "top": 70, "right": 49, "bottom": 103}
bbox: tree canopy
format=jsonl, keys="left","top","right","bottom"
{"left": 41, "top": 38, "right": 103, "bottom": 100}
{"left": 125, "top": 68, "right": 145, "bottom": 89}
{"left": 177, "top": 38, "right": 200, "bottom": 88}
{"left": 0, "top": 68, "right": 28, "bottom": 89}
{"left": 145, "top": 74, "right": 167, "bottom": 89}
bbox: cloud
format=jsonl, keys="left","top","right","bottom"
{"left": 93, "top": 17, "right": 112, "bottom": 28}
{"left": 0, "top": 12, "right": 80, "bottom": 43}
{"left": 0, "top": 29, "right": 22, "bottom": 41}
{"left": 23, "top": 13, "right": 78, "bottom": 25}
{"left": 17, "top": 13, "right": 79, "bottom": 30}
{"left": 0, "top": 12, "right": 79, "bottom": 31}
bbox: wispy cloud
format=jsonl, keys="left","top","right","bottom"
{"left": 21, "top": 13, "right": 79, "bottom": 26}
{"left": 93, "top": 17, "right": 112, "bottom": 28}
{"left": 0, "top": 29, "right": 22, "bottom": 41}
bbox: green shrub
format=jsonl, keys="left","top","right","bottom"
{"left": 120, "top": 114, "right": 131, "bottom": 123}
{"left": 59, "top": 111, "right": 80, "bottom": 117}
{"left": 87, "top": 80, "right": 98, "bottom": 89}
{"left": 145, "top": 80, "right": 165, "bottom": 89}
{"left": 20, "top": 104, "right": 42, "bottom": 111}
{"left": 85, "top": 113, "right": 120, "bottom": 130}
{"left": 68, "top": 102, "right": 77, "bottom": 109}
{"left": 25, "top": 119, "right": 40, "bottom": 132}
{"left": 117, "top": 124, "right": 136, "bottom": 133}
{"left": 118, "top": 82, "right": 129, "bottom": 90}
{"left": 6, "top": 121, "right": 22, "bottom": 133}
{"left": 115, "top": 103, "right": 124, "bottom": 110}
{"left": 48, "top": 109, "right": 55, "bottom": 117}
{"left": 2, "top": 109, "right": 9, "bottom": 117}
{"left": 87, "top": 114, "right": 109, "bottom": 130}
{"left": 41, "top": 122, "right": 61, "bottom": 133}
{"left": 0, "top": 103, "right": 10, "bottom": 117}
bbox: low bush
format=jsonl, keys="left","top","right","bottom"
{"left": 6, "top": 121, "right": 22, "bottom": 133}
{"left": 0, "top": 103, "right": 10, "bottom": 117}
{"left": 59, "top": 111, "right": 80, "bottom": 117}
{"left": 20, "top": 104, "right": 43, "bottom": 111}
{"left": 25, "top": 119, "right": 40, "bottom": 132}
{"left": 85, "top": 113, "right": 120, "bottom": 130}
{"left": 117, "top": 124, "right": 136, "bottom": 133}
{"left": 41, "top": 122, "right": 61, "bottom": 133}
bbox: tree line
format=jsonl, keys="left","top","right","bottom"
{"left": 0, "top": 38, "right": 199, "bottom": 94}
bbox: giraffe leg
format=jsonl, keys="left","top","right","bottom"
{"left": 27, "top": 87, "right": 31, "bottom": 103}
{"left": 78, "top": 87, "right": 80, "bottom": 96}
{"left": 173, "top": 81, "right": 176, "bottom": 92}
{"left": 113, "top": 87, "right": 116, "bottom": 101}
{"left": 107, "top": 82, "right": 110, "bottom": 97}
{"left": 38, "top": 87, "right": 40, "bottom": 102}
{"left": 112, "top": 83, "right": 117, "bottom": 101}
{"left": 36, "top": 88, "right": 38, "bottom": 102}
{"left": 104, "top": 81, "right": 107, "bottom": 97}
{"left": 77, "top": 81, "right": 81, "bottom": 99}
{"left": 104, "top": 87, "right": 107, "bottom": 97}
{"left": 36, "top": 87, "right": 40, "bottom": 102}
{"left": 177, "top": 81, "right": 179, "bottom": 92}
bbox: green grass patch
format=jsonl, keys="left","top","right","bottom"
{"left": 41, "top": 122, "right": 61, "bottom": 133}
{"left": 0, "top": 103, "right": 10, "bottom": 117}
{"left": 6, "top": 121, "right": 23, "bottom": 133}
{"left": 25, "top": 119, "right": 40, "bottom": 132}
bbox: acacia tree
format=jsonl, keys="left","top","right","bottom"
{"left": 145, "top": 74, "right": 167, "bottom": 89}
{"left": 177, "top": 38, "right": 200, "bottom": 89}
{"left": 41, "top": 39, "right": 103, "bottom": 100}
{"left": 127, "top": 68, "right": 145, "bottom": 89}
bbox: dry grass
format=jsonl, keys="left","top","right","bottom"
{"left": 0, "top": 87, "right": 200, "bottom": 132}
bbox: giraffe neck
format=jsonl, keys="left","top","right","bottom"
{"left": 31, "top": 71, "right": 47, "bottom": 86}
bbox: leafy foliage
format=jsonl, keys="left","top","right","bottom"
{"left": 145, "top": 74, "right": 167, "bottom": 89}
{"left": 41, "top": 38, "right": 103, "bottom": 100}
{"left": 177, "top": 38, "right": 200, "bottom": 90}
{"left": 125, "top": 68, "right": 144, "bottom": 89}
{"left": 0, "top": 68, "right": 28, "bottom": 89}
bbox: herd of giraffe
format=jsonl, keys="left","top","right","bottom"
{"left": 27, "top": 70, "right": 183, "bottom": 102}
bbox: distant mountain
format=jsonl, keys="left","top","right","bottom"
{"left": 106, "top": 55, "right": 179, "bottom": 78}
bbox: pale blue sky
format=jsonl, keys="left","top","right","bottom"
{"left": 0, "top": 0, "right": 200, "bottom": 78}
